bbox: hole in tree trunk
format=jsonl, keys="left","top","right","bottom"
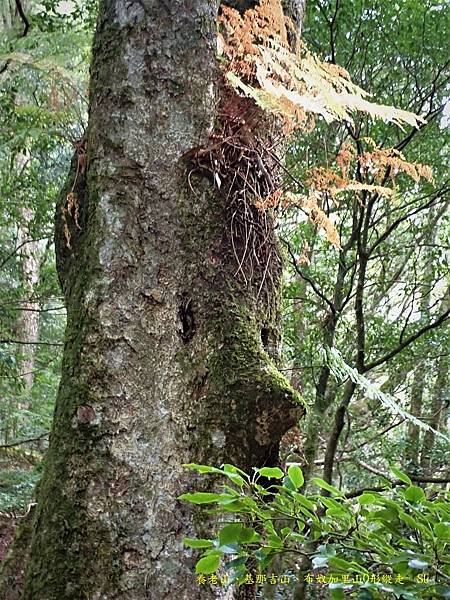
{"left": 260, "top": 327, "right": 270, "bottom": 350}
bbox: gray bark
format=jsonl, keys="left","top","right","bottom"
{"left": 1, "top": 1, "right": 304, "bottom": 599}
{"left": 0, "top": 0, "right": 15, "bottom": 30}
{"left": 420, "top": 293, "right": 450, "bottom": 472}
{"left": 17, "top": 205, "right": 41, "bottom": 393}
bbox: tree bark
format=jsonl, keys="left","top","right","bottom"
{"left": 1, "top": 1, "right": 304, "bottom": 599}
{"left": 420, "top": 293, "right": 450, "bottom": 472}
{"left": 420, "top": 350, "right": 449, "bottom": 471}
{"left": 16, "top": 206, "right": 41, "bottom": 394}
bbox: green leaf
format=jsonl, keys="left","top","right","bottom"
{"left": 329, "top": 556, "right": 366, "bottom": 573}
{"left": 183, "top": 537, "right": 213, "bottom": 549}
{"left": 404, "top": 486, "right": 425, "bottom": 503}
{"left": 254, "top": 546, "right": 277, "bottom": 569}
{"left": 240, "top": 527, "right": 258, "bottom": 543}
{"left": 219, "top": 523, "right": 243, "bottom": 545}
{"left": 267, "top": 533, "right": 283, "bottom": 548}
{"left": 311, "top": 478, "right": 343, "bottom": 496}
{"left": 195, "top": 554, "right": 221, "bottom": 574}
{"left": 357, "top": 591, "right": 374, "bottom": 600}
{"left": 257, "top": 467, "right": 284, "bottom": 479}
{"left": 293, "top": 492, "right": 316, "bottom": 511}
{"left": 178, "top": 492, "right": 225, "bottom": 504}
{"left": 368, "top": 508, "right": 398, "bottom": 522}
{"left": 398, "top": 510, "right": 422, "bottom": 530}
{"left": 330, "top": 587, "right": 345, "bottom": 600}
{"left": 183, "top": 463, "right": 223, "bottom": 474}
{"left": 288, "top": 465, "right": 304, "bottom": 489}
{"left": 390, "top": 466, "right": 412, "bottom": 485}
{"left": 358, "top": 493, "right": 377, "bottom": 505}
{"left": 222, "top": 464, "right": 249, "bottom": 478}
{"left": 225, "top": 556, "right": 246, "bottom": 570}
{"left": 434, "top": 523, "right": 450, "bottom": 540}
{"left": 216, "top": 500, "right": 248, "bottom": 512}
{"left": 221, "top": 464, "right": 247, "bottom": 486}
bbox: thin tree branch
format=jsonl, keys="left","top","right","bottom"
{"left": 346, "top": 475, "right": 450, "bottom": 499}
{"left": 0, "top": 432, "right": 49, "bottom": 449}
{"left": 283, "top": 238, "right": 337, "bottom": 315}
{"left": 346, "top": 419, "right": 406, "bottom": 453}
{"left": 364, "top": 307, "right": 450, "bottom": 372}
{"left": 0, "top": 339, "right": 63, "bottom": 346}
{"left": 15, "top": 0, "right": 30, "bottom": 37}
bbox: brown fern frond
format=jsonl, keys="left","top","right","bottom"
{"left": 359, "top": 147, "right": 434, "bottom": 185}
{"left": 219, "top": 0, "right": 426, "bottom": 132}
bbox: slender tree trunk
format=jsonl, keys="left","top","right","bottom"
{"left": 16, "top": 205, "right": 41, "bottom": 394}
{"left": 1, "top": 5, "right": 36, "bottom": 406}
{"left": 420, "top": 292, "right": 449, "bottom": 472}
{"left": 405, "top": 217, "right": 438, "bottom": 470}
{"left": 0, "top": 0, "right": 29, "bottom": 35}
{"left": 405, "top": 355, "right": 427, "bottom": 468}
{"left": 0, "top": 0, "right": 15, "bottom": 29}
{"left": 1, "top": 1, "right": 304, "bottom": 599}
{"left": 420, "top": 351, "right": 449, "bottom": 471}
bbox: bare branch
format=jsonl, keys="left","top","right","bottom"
{"left": 364, "top": 306, "right": 450, "bottom": 372}
{"left": 0, "top": 432, "right": 49, "bottom": 449}
{"left": 0, "top": 339, "right": 63, "bottom": 346}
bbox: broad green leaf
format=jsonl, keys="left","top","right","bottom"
{"left": 311, "top": 478, "right": 343, "bottom": 496}
{"left": 195, "top": 554, "right": 221, "bottom": 574}
{"left": 257, "top": 467, "right": 284, "bottom": 479}
{"left": 329, "top": 556, "right": 366, "bottom": 573}
{"left": 267, "top": 533, "right": 283, "bottom": 548}
{"left": 404, "top": 486, "right": 425, "bottom": 503}
{"left": 219, "top": 523, "right": 243, "bottom": 545}
{"left": 183, "top": 537, "right": 213, "bottom": 549}
{"left": 183, "top": 463, "right": 223, "bottom": 474}
{"left": 222, "top": 464, "right": 249, "bottom": 478}
{"left": 240, "top": 527, "right": 258, "bottom": 543}
{"left": 358, "top": 493, "right": 377, "bottom": 505}
{"left": 434, "top": 523, "right": 450, "bottom": 540}
{"left": 219, "top": 543, "right": 240, "bottom": 554}
{"left": 357, "top": 590, "right": 375, "bottom": 600}
{"left": 288, "top": 465, "right": 304, "bottom": 488}
{"left": 225, "top": 556, "right": 246, "bottom": 570}
{"left": 293, "top": 492, "right": 316, "bottom": 511}
{"left": 398, "top": 510, "right": 423, "bottom": 531}
{"left": 390, "top": 467, "right": 412, "bottom": 485}
{"left": 178, "top": 492, "right": 226, "bottom": 504}
{"left": 330, "top": 586, "right": 345, "bottom": 599}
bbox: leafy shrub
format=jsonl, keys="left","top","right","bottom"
{"left": 181, "top": 464, "right": 450, "bottom": 599}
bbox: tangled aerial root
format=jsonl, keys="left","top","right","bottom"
{"left": 185, "top": 86, "right": 284, "bottom": 298}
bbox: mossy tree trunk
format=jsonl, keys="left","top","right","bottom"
{"left": 1, "top": 1, "right": 304, "bottom": 599}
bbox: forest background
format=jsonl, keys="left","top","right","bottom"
{"left": 0, "top": 0, "right": 449, "bottom": 599}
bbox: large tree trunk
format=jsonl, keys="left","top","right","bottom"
{"left": 1, "top": 1, "right": 304, "bottom": 599}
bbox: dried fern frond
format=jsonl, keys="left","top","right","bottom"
{"left": 359, "top": 146, "right": 434, "bottom": 184}
{"left": 284, "top": 192, "right": 341, "bottom": 248}
{"left": 307, "top": 167, "right": 395, "bottom": 199}
{"left": 220, "top": 0, "right": 426, "bottom": 132}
